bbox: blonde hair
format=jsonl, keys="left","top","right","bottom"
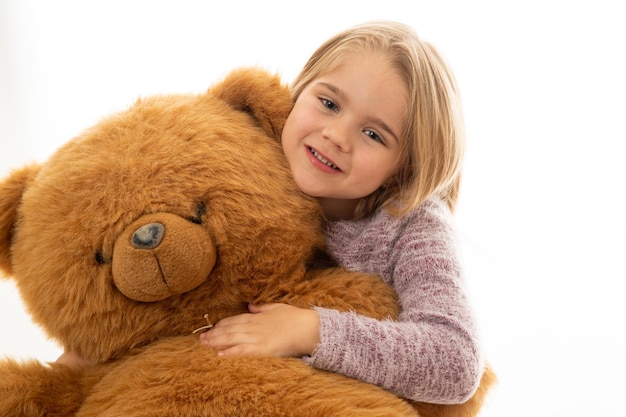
{"left": 291, "top": 21, "right": 465, "bottom": 218}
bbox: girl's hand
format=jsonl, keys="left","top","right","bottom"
{"left": 56, "top": 350, "right": 92, "bottom": 369}
{"left": 199, "top": 303, "right": 320, "bottom": 358}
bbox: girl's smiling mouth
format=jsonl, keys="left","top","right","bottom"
{"left": 308, "top": 146, "right": 340, "bottom": 171}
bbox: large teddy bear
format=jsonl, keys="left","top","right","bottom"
{"left": 0, "top": 68, "right": 493, "bottom": 417}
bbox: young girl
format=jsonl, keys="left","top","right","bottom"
{"left": 199, "top": 21, "right": 483, "bottom": 404}
{"left": 59, "top": 20, "right": 484, "bottom": 405}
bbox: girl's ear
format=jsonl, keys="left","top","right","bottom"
{"left": 0, "top": 165, "right": 40, "bottom": 277}
{"left": 209, "top": 67, "right": 293, "bottom": 142}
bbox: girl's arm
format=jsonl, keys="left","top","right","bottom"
{"left": 303, "top": 198, "right": 483, "bottom": 404}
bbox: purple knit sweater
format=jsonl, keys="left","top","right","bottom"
{"left": 302, "top": 197, "right": 483, "bottom": 404}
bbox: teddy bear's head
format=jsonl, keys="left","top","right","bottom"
{"left": 0, "top": 68, "right": 323, "bottom": 363}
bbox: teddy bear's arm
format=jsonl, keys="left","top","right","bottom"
{"left": 0, "top": 359, "right": 92, "bottom": 417}
{"left": 257, "top": 267, "right": 401, "bottom": 320}
{"left": 75, "top": 335, "right": 420, "bottom": 417}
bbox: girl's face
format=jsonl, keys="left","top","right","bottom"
{"left": 281, "top": 52, "right": 408, "bottom": 219}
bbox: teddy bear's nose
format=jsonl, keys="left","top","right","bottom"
{"left": 131, "top": 223, "right": 165, "bottom": 249}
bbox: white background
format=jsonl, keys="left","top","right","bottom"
{"left": 1, "top": 1, "right": 625, "bottom": 416}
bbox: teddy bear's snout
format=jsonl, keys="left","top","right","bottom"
{"left": 112, "top": 213, "right": 217, "bottom": 302}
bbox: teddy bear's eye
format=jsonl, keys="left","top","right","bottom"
{"left": 190, "top": 201, "right": 206, "bottom": 225}
{"left": 95, "top": 250, "right": 107, "bottom": 265}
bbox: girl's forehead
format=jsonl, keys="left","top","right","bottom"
{"left": 319, "top": 52, "right": 408, "bottom": 95}
{"left": 326, "top": 49, "right": 393, "bottom": 72}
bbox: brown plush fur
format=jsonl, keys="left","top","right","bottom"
{"left": 0, "top": 68, "right": 493, "bottom": 416}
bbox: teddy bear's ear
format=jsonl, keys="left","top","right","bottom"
{"left": 0, "top": 165, "right": 40, "bottom": 277}
{"left": 209, "top": 67, "right": 293, "bottom": 141}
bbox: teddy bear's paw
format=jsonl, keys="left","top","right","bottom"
{"left": 0, "top": 359, "right": 86, "bottom": 417}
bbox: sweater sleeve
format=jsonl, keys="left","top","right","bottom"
{"left": 302, "top": 199, "right": 483, "bottom": 404}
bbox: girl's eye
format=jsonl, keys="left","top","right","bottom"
{"left": 364, "top": 129, "right": 384, "bottom": 144}
{"left": 320, "top": 98, "right": 339, "bottom": 113}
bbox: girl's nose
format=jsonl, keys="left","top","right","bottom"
{"left": 323, "top": 119, "right": 352, "bottom": 152}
